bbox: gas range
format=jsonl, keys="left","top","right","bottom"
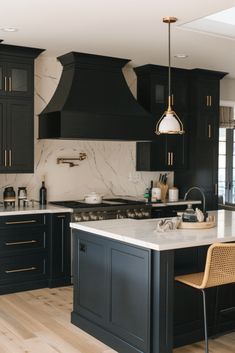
{"left": 50, "top": 198, "right": 151, "bottom": 222}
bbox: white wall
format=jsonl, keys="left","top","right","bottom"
{"left": 0, "top": 55, "right": 173, "bottom": 201}
{"left": 220, "top": 77, "right": 235, "bottom": 104}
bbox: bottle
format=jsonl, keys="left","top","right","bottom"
{"left": 39, "top": 180, "right": 47, "bottom": 205}
{"left": 148, "top": 180, "right": 153, "bottom": 203}
{"left": 144, "top": 187, "right": 150, "bottom": 201}
{"left": 182, "top": 203, "right": 197, "bottom": 222}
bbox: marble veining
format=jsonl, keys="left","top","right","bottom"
{"left": 0, "top": 55, "right": 173, "bottom": 202}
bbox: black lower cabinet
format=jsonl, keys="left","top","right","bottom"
{"left": 72, "top": 231, "right": 235, "bottom": 353}
{"left": 0, "top": 212, "right": 71, "bottom": 295}
{"left": 0, "top": 213, "right": 49, "bottom": 294}
{"left": 48, "top": 213, "right": 71, "bottom": 287}
{"left": 72, "top": 231, "right": 151, "bottom": 353}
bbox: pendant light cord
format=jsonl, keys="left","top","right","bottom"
{"left": 168, "top": 21, "right": 171, "bottom": 99}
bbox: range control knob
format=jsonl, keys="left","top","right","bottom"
{"left": 116, "top": 211, "right": 126, "bottom": 219}
{"left": 135, "top": 210, "right": 143, "bottom": 219}
{"left": 89, "top": 212, "right": 98, "bottom": 221}
{"left": 74, "top": 214, "right": 82, "bottom": 222}
{"left": 142, "top": 209, "right": 151, "bottom": 218}
{"left": 82, "top": 213, "right": 90, "bottom": 221}
{"left": 127, "top": 210, "right": 135, "bottom": 218}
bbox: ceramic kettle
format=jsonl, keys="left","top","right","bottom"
{"left": 84, "top": 192, "right": 102, "bottom": 204}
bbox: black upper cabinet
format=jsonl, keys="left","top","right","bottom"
{"left": 0, "top": 99, "right": 33, "bottom": 172}
{"left": 0, "top": 62, "right": 33, "bottom": 98}
{"left": 174, "top": 69, "right": 227, "bottom": 210}
{"left": 134, "top": 65, "right": 188, "bottom": 171}
{"left": 0, "top": 44, "right": 44, "bottom": 173}
{"left": 190, "top": 71, "right": 221, "bottom": 143}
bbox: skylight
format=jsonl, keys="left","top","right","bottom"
{"left": 206, "top": 7, "right": 235, "bottom": 26}
{"left": 181, "top": 6, "right": 235, "bottom": 40}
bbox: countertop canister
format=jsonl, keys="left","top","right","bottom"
{"left": 168, "top": 187, "right": 179, "bottom": 202}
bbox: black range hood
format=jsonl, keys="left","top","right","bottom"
{"left": 39, "top": 52, "right": 154, "bottom": 141}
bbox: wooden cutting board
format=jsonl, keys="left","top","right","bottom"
{"left": 179, "top": 221, "right": 216, "bottom": 229}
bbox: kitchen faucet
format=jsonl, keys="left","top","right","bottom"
{"left": 184, "top": 186, "right": 206, "bottom": 214}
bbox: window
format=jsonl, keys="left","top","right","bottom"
{"left": 218, "top": 128, "right": 235, "bottom": 204}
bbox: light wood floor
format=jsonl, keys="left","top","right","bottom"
{"left": 0, "top": 287, "right": 234, "bottom": 353}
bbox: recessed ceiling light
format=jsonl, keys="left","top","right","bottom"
{"left": 174, "top": 54, "right": 188, "bottom": 58}
{"left": 0, "top": 27, "right": 18, "bottom": 32}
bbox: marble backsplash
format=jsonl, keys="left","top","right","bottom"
{"left": 0, "top": 55, "right": 173, "bottom": 202}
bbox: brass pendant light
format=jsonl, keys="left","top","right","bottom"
{"left": 155, "top": 17, "right": 185, "bottom": 135}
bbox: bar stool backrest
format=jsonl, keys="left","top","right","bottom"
{"left": 202, "top": 243, "right": 235, "bottom": 289}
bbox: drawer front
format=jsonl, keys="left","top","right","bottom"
{"left": 0, "top": 254, "right": 48, "bottom": 283}
{"left": 0, "top": 214, "right": 46, "bottom": 228}
{"left": 0, "top": 229, "right": 47, "bottom": 254}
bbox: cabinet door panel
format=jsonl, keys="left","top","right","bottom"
{"left": 49, "top": 213, "right": 71, "bottom": 286}
{"left": 166, "top": 134, "right": 187, "bottom": 170}
{"left": 152, "top": 73, "right": 168, "bottom": 113}
{"left": 0, "top": 253, "right": 48, "bottom": 284}
{"left": 0, "top": 229, "right": 47, "bottom": 254}
{"left": 7, "top": 99, "right": 33, "bottom": 172}
{"left": 108, "top": 242, "right": 150, "bottom": 352}
{"left": 197, "top": 78, "right": 219, "bottom": 113}
{"left": 7, "top": 63, "right": 33, "bottom": 97}
{"left": 0, "top": 63, "right": 8, "bottom": 96}
{"left": 75, "top": 234, "right": 108, "bottom": 326}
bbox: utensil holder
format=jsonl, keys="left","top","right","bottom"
{"left": 156, "top": 182, "right": 168, "bottom": 202}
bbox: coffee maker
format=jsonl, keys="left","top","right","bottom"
{"left": 3, "top": 187, "right": 16, "bottom": 207}
{"left": 18, "top": 187, "right": 27, "bottom": 207}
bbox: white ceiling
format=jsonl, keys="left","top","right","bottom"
{"left": 1, "top": 0, "right": 235, "bottom": 77}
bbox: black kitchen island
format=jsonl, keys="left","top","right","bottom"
{"left": 70, "top": 211, "right": 235, "bottom": 353}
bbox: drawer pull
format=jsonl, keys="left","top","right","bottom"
{"left": 208, "top": 124, "right": 212, "bottom": 138}
{"left": 9, "top": 149, "right": 12, "bottom": 167}
{"left": 168, "top": 152, "right": 171, "bottom": 166}
{"left": 4, "top": 150, "right": 7, "bottom": 167}
{"left": 5, "top": 266, "right": 37, "bottom": 274}
{"left": 5, "top": 240, "right": 37, "bottom": 246}
{"left": 5, "top": 220, "right": 37, "bottom": 225}
{"left": 57, "top": 215, "right": 66, "bottom": 218}
{"left": 4, "top": 76, "right": 7, "bottom": 91}
{"left": 9, "top": 77, "right": 12, "bottom": 92}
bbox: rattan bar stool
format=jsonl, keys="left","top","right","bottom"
{"left": 175, "top": 243, "right": 235, "bottom": 353}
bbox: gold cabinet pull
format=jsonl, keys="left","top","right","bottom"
{"left": 171, "top": 152, "right": 174, "bottom": 166}
{"left": 171, "top": 94, "right": 174, "bottom": 106}
{"left": 5, "top": 267, "right": 37, "bottom": 274}
{"left": 206, "top": 96, "right": 209, "bottom": 106}
{"left": 9, "top": 149, "right": 12, "bottom": 167}
{"left": 210, "top": 95, "right": 212, "bottom": 106}
{"left": 168, "top": 152, "right": 171, "bottom": 166}
{"left": 4, "top": 149, "right": 7, "bottom": 167}
{"left": 57, "top": 215, "right": 66, "bottom": 218}
{"left": 208, "top": 124, "right": 212, "bottom": 138}
{"left": 5, "top": 220, "right": 37, "bottom": 225}
{"left": 8, "top": 77, "right": 12, "bottom": 92}
{"left": 4, "top": 76, "right": 7, "bottom": 91}
{"left": 5, "top": 240, "right": 37, "bottom": 246}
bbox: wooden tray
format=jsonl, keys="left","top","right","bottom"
{"left": 179, "top": 221, "right": 216, "bottom": 229}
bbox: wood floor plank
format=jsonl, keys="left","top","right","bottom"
{"left": 0, "top": 287, "right": 234, "bottom": 353}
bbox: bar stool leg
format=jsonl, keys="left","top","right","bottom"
{"left": 201, "top": 289, "right": 209, "bottom": 353}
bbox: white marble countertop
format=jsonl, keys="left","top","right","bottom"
{"left": 70, "top": 210, "right": 235, "bottom": 251}
{"left": 0, "top": 204, "right": 73, "bottom": 216}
